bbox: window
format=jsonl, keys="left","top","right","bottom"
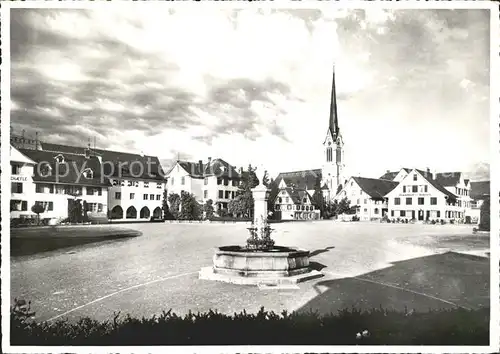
{"left": 413, "top": 174, "right": 417, "bottom": 181}
{"left": 204, "top": 190, "right": 208, "bottom": 198}
{"left": 406, "top": 197, "right": 412, "bottom": 205}
{"left": 278, "top": 197, "right": 282, "bottom": 203}
{"left": 150, "top": 194, "right": 154, "bottom": 200}
{"left": 130, "top": 193, "right": 135, "bottom": 199}
{"left": 144, "top": 194, "right": 148, "bottom": 200}
{"left": 418, "top": 197, "right": 424, "bottom": 205}
{"left": 364, "top": 199, "right": 367, "bottom": 204}
{"left": 303, "top": 198, "right": 307, "bottom": 203}
{"left": 218, "top": 190, "right": 223, "bottom": 198}
{"left": 412, "top": 186, "right": 418, "bottom": 193}
{"left": 204, "top": 177, "right": 208, "bottom": 185}
{"left": 231, "top": 191, "right": 235, "bottom": 199}
{"left": 115, "top": 192, "right": 121, "bottom": 200}
{"left": 157, "top": 183, "right": 163, "bottom": 189}
{"left": 437, "top": 211, "right": 440, "bottom": 218}
{"left": 87, "top": 187, "right": 95, "bottom": 195}
{"left": 311, "top": 205, "right": 315, "bottom": 210}
{"left": 97, "top": 187, "right": 102, "bottom": 196}
{"left": 287, "top": 205, "right": 292, "bottom": 210}
{"left": 225, "top": 191, "right": 230, "bottom": 199}
{"left": 275, "top": 205, "right": 280, "bottom": 211}
{"left": 357, "top": 199, "right": 360, "bottom": 205}
{"left": 400, "top": 210, "right": 406, "bottom": 217}
{"left": 232, "top": 180, "right": 238, "bottom": 187}
{"left": 36, "top": 184, "right": 43, "bottom": 193}
{"left": 223, "top": 178, "right": 228, "bottom": 186}
{"left": 217, "top": 178, "right": 222, "bottom": 185}
{"left": 144, "top": 181, "right": 149, "bottom": 188}
{"left": 394, "top": 197, "right": 401, "bottom": 205}
{"left": 11, "top": 164, "right": 20, "bottom": 175}
{"left": 156, "top": 195, "right": 161, "bottom": 201}
{"left": 181, "top": 177, "right": 185, "bottom": 185}
{"left": 11, "top": 182, "right": 23, "bottom": 194}
{"left": 364, "top": 208, "right": 367, "bottom": 213}
{"left": 430, "top": 197, "right": 437, "bottom": 205}
{"left": 391, "top": 210, "right": 394, "bottom": 217}
{"left": 98, "top": 203, "right": 103, "bottom": 212}
{"left": 286, "top": 197, "right": 290, "bottom": 203}
{"left": 127, "top": 180, "right": 134, "bottom": 187}
{"left": 424, "top": 185, "right": 428, "bottom": 193}
{"left": 374, "top": 208, "right": 379, "bottom": 214}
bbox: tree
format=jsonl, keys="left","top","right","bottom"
{"left": 31, "top": 203, "right": 45, "bottom": 225}
{"left": 228, "top": 196, "right": 247, "bottom": 218}
{"left": 203, "top": 199, "right": 215, "bottom": 220}
{"left": 311, "top": 176, "right": 326, "bottom": 218}
{"left": 479, "top": 197, "right": 490, "bottom": 231}
{"left": 337, "top": 197, "right": 351, "bottom": 215}
{"left": 336, "top": 184, "right": 343, "bottom": 195}
{"left": 236, "top": 164, "right": 260, "bottom": 218}
{"left": 262, "top": 170, "right": 270, "bottom": 187}
{"left": 267, "top": 178, "right": 280, "bottom": 216}
{"left": 162, "top": 190, "right": 173, "bottom": 220}
{"left": 167, "top": 193, "right": 181, "bottom": 219}
{"left": 179, "top": 191, "right": 201, "bottom": 220}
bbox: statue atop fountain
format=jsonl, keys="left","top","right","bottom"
{"left": 199, "top": 164, "right": 323, "bottom": 285}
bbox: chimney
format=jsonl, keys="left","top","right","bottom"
{"left": 208, "top": 157, "right": 212, "bottom": 164}
{"left": 386, "top": 170, "right": 390, "bottom": 174}
{"left": 198, "top": 160, "right": 203, "bottom": 174}
{"left": 85, "top": 143, "right": 91, "bottom": 159}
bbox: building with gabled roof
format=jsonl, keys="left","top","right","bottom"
{"left": 166, "top": 157, "right": 241, "bottom": 211}
{"left": 385, "top": 168, "right": 467, "bottom": 222}
{"left": 272, "top": 186, "right": 320, "bottom": 221}
{"left": 334, "top": 176, "right": 398, "bottom": 221}
{"left": 10, "top": 136, "right": 167, "bottom": 222}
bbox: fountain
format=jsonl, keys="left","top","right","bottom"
{"left": 199, "top": 165, "right": 323, "bottom": 285}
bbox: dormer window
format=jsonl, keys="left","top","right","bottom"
{"left": 54, "top": 154, "right": 65, "bottom": 164}
{"left": 39, "top": 163, "right": 52, "bottom": 177}
{"left": 82, "top": 168, "right": 93, "bottom": 179}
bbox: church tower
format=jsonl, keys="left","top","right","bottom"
{"left": 322, "top": 66, "right": 345, "bottom": 199}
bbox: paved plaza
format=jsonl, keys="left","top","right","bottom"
{"left": 11, "top": 222, "right": 490, "bottom": 323}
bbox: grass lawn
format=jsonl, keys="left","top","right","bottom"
{"left": 10, "top": 222, "right": 489, "bottom": 323}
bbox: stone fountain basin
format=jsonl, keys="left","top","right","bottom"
{"left": 212, "top": 245, "right": 311, "bottom": 278}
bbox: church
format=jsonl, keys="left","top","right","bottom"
{"left": 272, "top": 67, "right": 346, "bottom": 220}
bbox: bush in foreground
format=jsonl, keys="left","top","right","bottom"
{"left": 11, "top": 305, "right": 489, "bottom": 345}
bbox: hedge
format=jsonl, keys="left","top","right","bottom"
{"left": 11, "top": 305, "right": 489, "bottom": 345}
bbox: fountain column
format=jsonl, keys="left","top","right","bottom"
{"left": 251, "top": 165, "right": 269, "bottom": 225}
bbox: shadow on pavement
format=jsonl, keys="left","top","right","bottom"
{"left": 298, "top": 251, "right": 489, "bottom": 316}
{"left": 309, "top": 246, "right": 335, "bottom": 257}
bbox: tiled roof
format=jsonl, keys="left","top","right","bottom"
{"left": 470, "top": 181, "right": 490, "bottom": 200}
{"left": 352, "top": 177, "right": 398, "bottom": 200}
{"left": 275, "top": 169, "right": 323, "bottom": 191}
{"left": 19, "top": 148, "right": 111, "bottom": 187}
{"left": 177, "top": 158, "right": 240, "bottom": 179}
{"left": 41, "top": 142, "right": 165, "bottom": 181}
{"left": 415, "top": 169, "right": 457, "bottom": 202}
{"left": 434, "top": 172, "right": 462, "bottom": 186}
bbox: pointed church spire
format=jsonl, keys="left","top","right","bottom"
{"left": 328, "top": 65, "right": 339, "bottom": 139}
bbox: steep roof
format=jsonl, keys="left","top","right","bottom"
{"left": 434, "top": 172, "right": 462, "bottom": 187}
{"left": 10, "top": 145, "right": 36, "bottom": 164}
{"left": 470, "top": 181, "right": 490, "bottom": 200}
{"left": 41, "top": 142, "right": 165, "bottom": 181}
{"left": 282, "top": 187, "right": 312, "bottom": 204}
{"left": 352, "top": 177, "right": 399, "bottom": 200}
{"left": 415, "top": 169, "right": 457, "bottom": 202}
{"left": 275, "top": 169, "right": 323, "bottom": 191}
{"left": 177, "top": 158, "right": 240, "bottom": 179}
{"left": 379, "top": 168, "right": 412, "bottom": 180}
{"left": 19, "top": 148, "right": 111, "bottom": 187}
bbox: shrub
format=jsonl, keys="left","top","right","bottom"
{"left": 465, "top": 216, "right": 472, "bottom": 224}
{"left": 396, "top": 217, "right": 401, "bottom": 223}
{"left": 440, "top": 219, "right": 446, "bottom": 225}
{"left": 404, "top": 219, "right": 408, "bottom": 224}
{"left": 450, "top": 219, "right": 455, "bottom": 225}
{"left": 351, "top": 215, "right": 360, "bottom": 222}
{"left": 10, "top": 304, "right": 489, "bottom": 345}
{"left": 479, "top": 198, "right": 490, "bottom": 231}
{"left": 431, "top": 220, "right": 436, "bottom": 225}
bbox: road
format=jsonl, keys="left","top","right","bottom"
{"left": 10, "top": 221, "right": 490, "bottom": 323}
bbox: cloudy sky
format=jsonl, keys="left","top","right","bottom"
{"left": 10, "top": 7, "right": 490, "bottom": 179}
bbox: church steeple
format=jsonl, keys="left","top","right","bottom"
{"left": 328, "top": 66, "right": 340, "bottom": 140}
